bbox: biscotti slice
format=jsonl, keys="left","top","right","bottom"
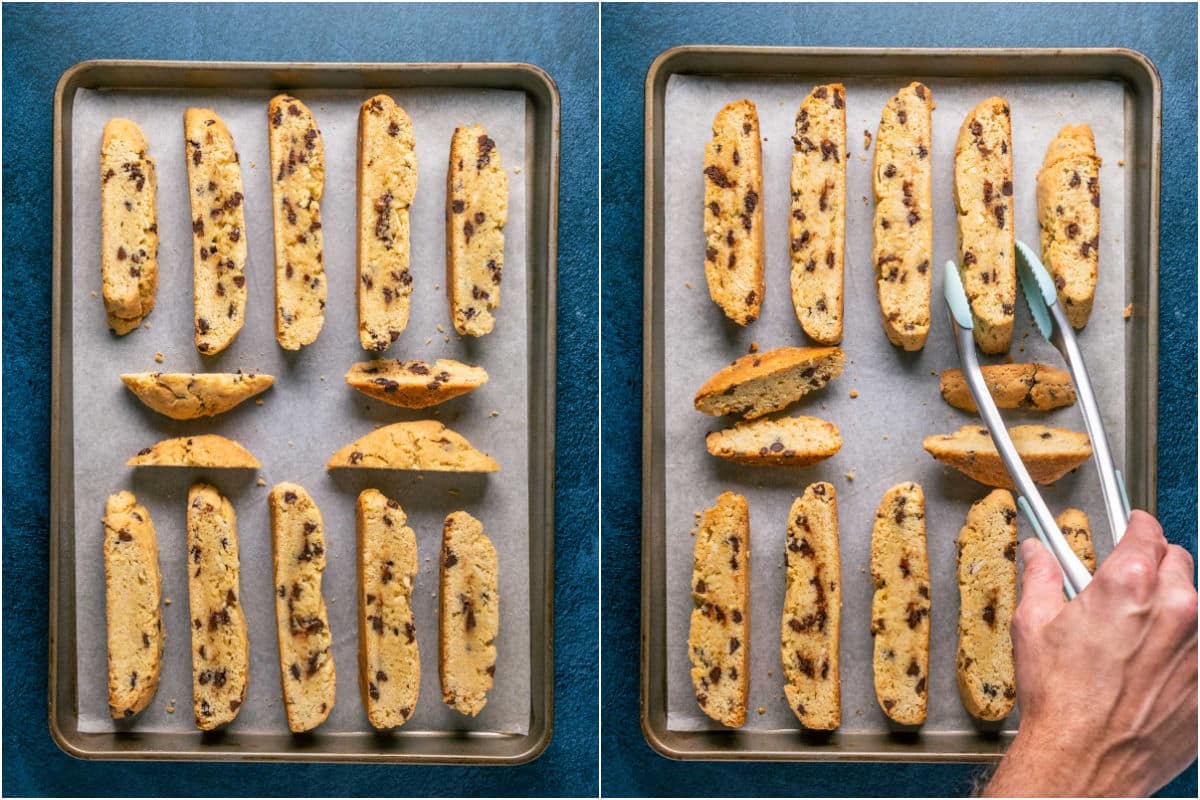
{"left": 956, "top": 489, "right": 1018, "bottom": 721}
{"left": 100, "top": 119, "right": 159, "bottom": 335}
{"left": 327, "top": 420, "right": 499, "bottom": 472}
{"left": 104, "top": 491, "right": 163, "bottom": 718}
{"left": 269, "top": 483, "right": 335, "bottom": 732}
{"left": 872, "top": 83, "right": 934, "bottom": 351}
{"left": 782, "top": 483, "right": 841, "bottom": 730}
{"left": 693, "top": 346, "right": 845, "bottom": 419}
{"left": 358, "top": 95, "right": 417, "bottom": 351}
{"left": 1057, "top": 508, "right": 1096, "bottom": 573}
{"left": 923, "top": 425, "right": 1093, "bottom": 488}
{"left": 689, "top": 492, "right": 750, "bottom": 727}
{"left": 185, "top": 109, "right": 247, "bottom": 355}
{"left": 446, "top": 125, "right": 507, "bottom": 336}
{"left": 440, "top": 511, "right": 499, "bottom": 716}
{"left": 870, "top": 482, "right": 930, "bottom": 725}
{"left": 358, "top": 489, "right": 420, "bottom": 728}
{"left": 128, "top": 435, "right": 259, "bottom": 468}
{"left": 345, "top": 358, "right": 488, "bottom": 408}
{"left": 939, "top": 363, "right": 1076, "bottom": 412}
{"left": 186, "top": 483, "right": 249, "bottom": 730}
{"left": 1037, "top": 124, "right": 1101, "bottom": 329}
{"left": 705, "top": 416, "right": 841, "bottom": 467}
{"left": 790, "top": 84, "right": 846, "bottom": 344}
{"left": 703, "top": 100, "right": 764, "bottom": 326}
{"left": 120, "top": 372, "right": 274, "bottom": 420}
{"left": 269, "top": 95, "right": 327, "bottom": 350}
{"left": 954, "top": 97, "right": 1015, "bottom": 354}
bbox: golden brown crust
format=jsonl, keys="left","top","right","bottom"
{"left": 1037, "top": 124, "right": 1100, "bottom": 329}
{"left": 104, "top": 491, "right": 162, "bottom": 718}
{"left": 694, "top": 346, "right": 844, "bottom": 419}
{"left": 446, "top": 125, "right": 507, "bottom": 336}
{"left": 120, "top": 372, "right": 274, "bottom": 420}
{"left": 101, "top": 118, "right": 158, "bottom": 334}
{"left": 439, "top": 512, "right": 498, "bottom": 715}
{"left": 327, "top": 420, "right": 499, "bottom": 472}
{"left": 939, "top": 363, "right": 1076, "bottom": 412}
{"left": 705, "top": 416, "right": 842, "bottom": 467}
{"left": 127, "top": 435, "right": 259, "bottom": 468}
{"left": 922, "top": 425, "right": 1093, "bottom": 488}
{"left": 344, "top": 358, "right": 488, "bottom": 408}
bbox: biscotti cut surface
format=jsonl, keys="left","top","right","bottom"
{"left": 703, "top": 100, "right": 764, "bottom": 326}
{"left": 101, "top": 119, "right": 158, "bottom": 335}
{"left": 705, "top": 416, "right": 841, "bottom": 467}
{"left": 358, "top": 95, "right": 417, "bottom": 351}
{"left": 1037, "top": 124, "right": 1100, "bottom": 329}
{"left": 923, "top": 425, "right": 1093, "bottom": 488}
{"left": 104, "top": 491, "right": 163, "bottom": 718}
{"left": 128, "top": 435, "right": 259, "bottom": 468}
{"left": 440, "top": 512, "right": 499, "bottom": 716}
{"left": 689, "top": 492, "right": 750, "bottom": 727}
{"left": 327, "top": 420, "right": 499, "bottom": 472}
{"left": 120, "top": 372, "right": 274, "bottom": 420}
{"left": 694, "top": 346, "right": 844, "bottom": 420}
{"left": 940, "top": 363, "right": 1076, "bottom": 413}
{"left": 446, "top": 125, "right": 507, "bottom": 336}
{"left": 1057, "top": 508, "right": 1096, "bottom": 573}
{"left": 790, "top": 85, "right": 846, "bottom": 344}
{"left": 345, "top": 358, "right": 488, "bottom": 408}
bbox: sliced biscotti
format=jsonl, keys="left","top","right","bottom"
{"left": 939, "top": 363, "right": 1076, "bottom": 412}
{"left": 954, "top": 97, "right": 1015, "bottom": 354}
{"left": 185, "top": 109, "right": 247, "bottom": 355}
{"left": 327, "top": 420, "right": 499, "bottom": 472}
{"left": 689, "top": 492, "right": 750, "bottom": 727}
{"left": 870, "top": 482, "right": 930, "bottom": 725}
{"left": 269, "top": 483, "right": 335, "bottom": 732}
{"left": 128, "top": 435, "right": 259, "bottom": 468}
{"left": 703, "top": 100, "right": 764, "bottom": 326}
{"left": 345, "top": 358, "right": 488, "bottom": 408}
{"left": 956, "top": 490, "right": 1018, "bottom": 721}
{"left": 101, "top": 119, "right": 159, "bottom": 335}
{"left": 358, "top": 94, "right": 417, "bottom": 351}
{"left": 446, "top": 125, "right": 507, "bottom": 336}
{"left": 790, "top": 84, "right": 846, "bottom": 344}
{"left": 694, "top": 346, "right": 844, "bottom": 419}
{"left": 923, "top": 425, "right": 1093, "bottom": 488}
{"left": 1057, "top": 508, "right": 1096, "bottom": 573}
{"left": 186, "top": 483, "right": 249, "bottom": 730}
{"left": 705, "top": 416, "right": 841, "bottom": 467}
{"left": 1037, "top": 124, "right": 1101, "bottom": 329}
{"left": 104, "top": 491, "right": 163, "bottom": 718}
{"left": 782, "top": 483, "right": 841, "bottom": 730}
{"left": 120, "top": 372, "right": 274, "bottom": 420}
{"left": 440, "top": 512, "right": 499, "bottom": 716}
{"left": 872, "top": 83, "right": 934, "bottom": 351}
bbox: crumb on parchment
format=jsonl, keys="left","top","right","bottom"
{"left": 436, "top": 323, "right": 445, "bottom": 333}
{"left": 255, "top": 398, "right": 264, "bottom": 405}
{"left": 748, "top": 342, "right": 758, "bottom": 353}
{"left": 163, "top": 597, "right": 172, "bottom": 606}
{"left": 154, "top": 352, "right": 164, "bottom": 363}
{"left": 490, "top": 409, "right": 500, "bottom": 417}
{"left": 863, "top": 129, "right": 872, "bottom": 150}
{"left": 256, "top": 476, "right": 266, "bottom": 487}
{"left": 849, "top": 389, "right": 858, "bottom": 398}
{"left": 1124, "top": 303, "right": 1133, "bottom": 319}
{"left": 90, "top": 290, "right": 98, "bottom": 298}
{"left": 757, "top": 707, "right": 766, "bottom": 715}
{"left": 845, "top": 472, "right": 855, "bottom": 481}
{"left": 684, "top": 281, "right": 692, "bottom": 289}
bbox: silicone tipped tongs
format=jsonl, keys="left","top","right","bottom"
{"left": 943, "top": 241, "right": 1131, "bottom": 598}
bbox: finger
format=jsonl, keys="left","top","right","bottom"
{"left": 1113, "top": 509, "right": 1169, "bottom": 565}
{"left": 1159, "top": 545, "right": 1197, "bottom": 589}
{"left": 1015, "top": 537, "right": 1067, "bottom": 632}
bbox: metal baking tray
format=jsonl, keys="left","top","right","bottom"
{"left": 642, "top": 47, "right": 1159, "bottom": 761}
{"left": 51, "top": 60, "right": 557, "bottom": 763}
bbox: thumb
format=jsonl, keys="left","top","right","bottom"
{"left": 1017, "top": 538, "right": 1068, "bottom": 632}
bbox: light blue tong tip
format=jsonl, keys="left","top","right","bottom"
{"left": 943, "top": 260, "right": 974, "bottom": 329}
{"left": 1015, "top": 240, "right": 1056, "bottom": 339}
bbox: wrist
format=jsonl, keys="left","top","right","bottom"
{"left": 985, "top": 725, "right": 1102, "bottom": 797}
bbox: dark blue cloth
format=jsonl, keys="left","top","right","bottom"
{"left": 600, "top": 3, "right": 1197, "bottom": 796}
{"left": 2, "top": 3, "right": 597, "bottom": 796}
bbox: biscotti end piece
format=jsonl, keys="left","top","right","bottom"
{"left": 703, "top": 99, "right": 765, "bottom": 327}
{"left": 104, "top": 491, "right": 163, "bottom": 718}
{"left": 440, "top": 511, "right": 499, "bottom": 716}
{"left": 446, "top": 124, "right": 508, "bottom": 337}
{"left": 694, "top": 346, "right": 845, "bottom": 419}
{"left": 1056, "top": 508, "right": 1096, "bottom": 573}
{"left": 782, "top": 483, "right": 841, "bottom": 730}
{"left": 705, "top": 416, "right": 842, "bottom": 467}
{"left": 689, "top": 492, "right": 750, "bottom": 727}
{"left": 128, "top": 434, "right": 259, "bottom": 468}
{"left": 1037, "top": 124, "right": 1100, "bottom": 329}
{"left": 939, "top": 363, "right": 1076, "bottom": 413}
{"left": 120, "top": 372, "right": 274, "bottom": 420}
{"left": 327, "top": 420, "right": 499, "bottom": 472}
{"left": 922, "top": 425, "right": 1093, "bottom": 488}
{"left": 345, "top": 358, "right": 488, "bottom": 408}
{"left": 101, "top": 118, "right": 159, "bottom": 335}
{"left": 358, "top": 95, "right": 417, "bottom": 351}
{"left": 956, "top": 489, "right": 1018, "bottom": 721}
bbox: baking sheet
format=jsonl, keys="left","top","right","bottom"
{"left": 661, "top": 74, "right": 1127, "bottom": 735}
{"left": 70, "top": 85, "right": 531, "bottom": 736}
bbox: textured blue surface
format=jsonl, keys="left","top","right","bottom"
{"left": 2, "top": 3, "right": 597, "bottom": 796}
{"left": 600, "top": 3, "right": 1197, "bottom": 797}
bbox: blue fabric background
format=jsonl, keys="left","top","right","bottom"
{"left": 2, "top": 3, "right": 597, "bottom": 796}
{"left": 600, "top": 3, "right": 1197, "bottom": 797}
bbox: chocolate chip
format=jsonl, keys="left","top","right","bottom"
{"left": 704, "top": 165, "right": 731, "bottom": 188}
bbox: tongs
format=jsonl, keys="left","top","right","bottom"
{"left": 943, "top": 241, "right": 1131, "bottom": 598}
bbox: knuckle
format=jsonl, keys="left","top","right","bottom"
{"left": 1104, "top": 554, "right": 1158, "bottom": 595}
{"left": 1162, "top": 586, "right": 1199, "bottom": 624}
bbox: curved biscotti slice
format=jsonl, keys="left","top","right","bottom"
{"left": 101, "top": 119, "right": 159, "bottom": 335}
{"left": 269, "top": 483, "right": 335, "bottom": 732}
{"left": 104, "top": 491, "right": 163, "bottom": 718}
{"left": 873, "top": 83, "right": 934, "bottom": 351}
{"left": 345, "top": 358, "right": 488, "bottom": 408}
{"left": 1037, "top": 124, "right": 1100, "bottom": 329}
{"left": 1057, "top": 508, "right": 1096, "bottom": 573}
{"left": 186, "top": 483, "right": 249, "bottom": 730}
{"left": 128, "top": 435, "right": 259, "bottom": 468}
{"left": 689, "top": 492, "right": 750, "bottom": 727}
{"left": 440, "top": 512, "right": 498, "bottom": 716}
{"left": 705, "top": 416, "right": 841, "bottom": 467}
{"left": 694, "top": 346, "right": 845, "bottom": 420}
{"left": 870, "top": 482, "right": 930, "bottom": 725}
{"left": 446, "top": 125, "right": 507, "bottom": 336}
{"left": 923, "top": 425, "right": 1093, "bottom": 489}
{"left": 956, "top": 490, "right": 1017, "bottom": 721}
{"left": 120, "top": 372, "right": 274, "bottom": 420}
{"left": 954, "top": 97, "right": 1015, "bottom": 354}
{"left": 703, "top": 100, "right": 764, "bottom": 326}
{"left": 782, "top": 482, "right": 841, "bottom": 730}
{"left": 357, "top": 489, "right": 420, "bottom": 729}
{"left": 939, "top": 363, "right": 1076, "bottom": 412}
{"left": 327, "top": 420, "right": 499, "bottom": 472}
{"left": 185, "top": 109, "right": 247, "bottom": 355}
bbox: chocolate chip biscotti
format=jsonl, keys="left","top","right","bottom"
{"left": 327, "top": 420, "right": 499, "bottom": 472}
{"left": 939, "top": 363, "right": 1076, "bottom": 413}
{"left": 120, "top": 372, "right": 274, "bottom": 420}
{"left": 1037, "top": 124, "right": 1101, "bottom": 329}
{"left": 440, "top": 511, "right": 499, "bottom": 716}
{"left": 101, "top": 119, "right": 158, "bottom": 335}
{"left": 345, "top": 358, "right": 488, "bottom": 408}
{"left": 693, "top": 346, "right": 845, "bottom": 420}
{"left": 127, "top": 435, "right": 259, "bottom": 468}
{"left": 923, "top": 425, "right": 1093, "bottom": 488}
{"left": 447, "top": 125, "right": 507, "bottom": 336}
{"left": 1057, "top": 508, "right": 1096, "bottom": 573}
{"left": 705, "top": 416, "right": 842, "bottom": 467}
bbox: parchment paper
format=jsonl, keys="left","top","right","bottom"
{"left": 662, "top": 74, "right": 1128, "bottom": 735}
{"left": 71, "top": 86, "right": 531, "bottom": 736}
